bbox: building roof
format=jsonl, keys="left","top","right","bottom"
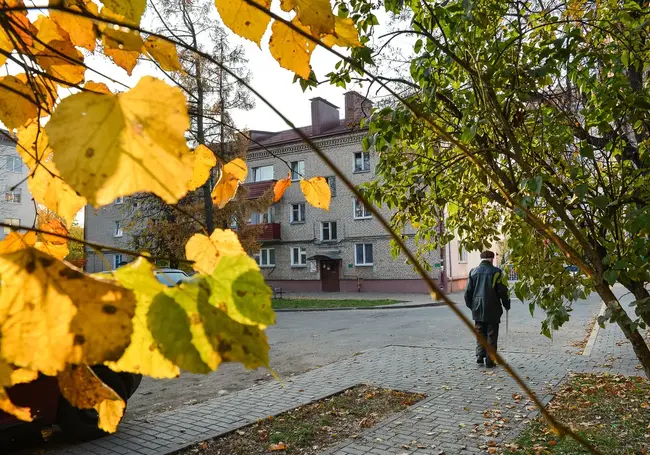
{"left": 0, "top": 129, "right": 16, "bottom": 144}
{"left": 249, "top": 119, "right": 365, "bottom": 149}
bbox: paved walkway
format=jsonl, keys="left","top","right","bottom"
{"left": 28, "top": 309, "right": 642, "bottom": 455}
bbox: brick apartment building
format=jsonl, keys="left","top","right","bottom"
{"left": 83, "top": 92, "right": 481, "bottom": 293}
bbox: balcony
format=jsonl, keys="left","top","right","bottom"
{"left": 259, "top": 223, "right": 281, "bottom": 241}
{"left": 244, "top": 180, "right": 276, "bottom": 199}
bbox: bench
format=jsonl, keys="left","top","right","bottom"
{"left": 273, "top": 287, "right": 283, "bottom": 299}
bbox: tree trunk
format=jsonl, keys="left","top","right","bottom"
{"left": 596, "top": 284, "right": 650, "bottom": 378}
{"left": 618, "top": 276, "right": 650, "bottom": 327}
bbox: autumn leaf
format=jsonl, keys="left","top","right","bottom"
{"left": 33, "top": 15, "right": 68, "bottom": 48}
{"left": 0, "top": 231, "right": 36, "bottom": 254}
{"left": 57, "top": 364, "right": 125, "bottom": 433}
{"left": 300, "top": 176, "right": 331, "bottom": 210}
{"left": 50, "top": 3, "right": 98, "bottom": 52}
{"left": 107, "top": 258, "right": 180, "bottom": 379}
{"left": 99, "top": 8, "right": 144, "bottom": 75}
{"left": 46, "top": 76, "right": 194, "bottom": 207}
{"left": 16, "top": 123, "right": 87, "bottom": 227}
{"left": 211, "top": 158, "right": 247, "bottom": 209}
{"left": 102, "top": 0, "right": 146, "bottom": 26}
{"left": 321, "top": 17, "right": 362, "bottom": 48}
{"left": 206, "top": 254, "right": 275, "bottom": 329}
{"left": 185, "top": 229, "right": 246, "bottom": 275}
{"left": 84, "top": 81, "right": 112, "bottom": 94}
{"left": 214, "top": 0, "right": 272, "bottom": 46}
{"left": 36, "top": 39, "right": 86, "bottom": 86}
{"left": 188, "top": 144, "right": 217, "bottom": 191}
{"left": 0, "top": 358, "right": 37, "bottom": 422}
{"left": 0, "top": 76, "right": 39, "bottom": 130}
{"left": 280, "top": 0, "right": 334, "bottom": 36}
{"left": 0, "top": 248, "right": 135, "bottom": 375}
{"left": 16, "top": 74, "right": 58, "bottom": 115}
{"left": 269, "top": 18, "right": 315, "bottom": 80}
{"left": 34, "top": 219, "right": 70, "bottom": 259}
{"left": 269, "top": 442, "right": 288, "bottom": 451}
{"left": 224, "top": 158, "right": 248, "bottom": 181}
{"left": 0, "top": 27, "right": 12, "bottom": 67}
{"left": 273, "top": 172, "right": 292, "bottom": 202}
{"left": 144, "top": 35, "right": 182, "bottom": 72}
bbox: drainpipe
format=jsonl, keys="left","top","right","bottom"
{"left": 439, "top": 219, "right": 446, "bottom": 294}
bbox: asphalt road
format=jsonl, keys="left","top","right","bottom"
{"left": 125, "top": 291, "right": 604, "bottom": 420}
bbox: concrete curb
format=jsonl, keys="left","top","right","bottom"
{"left": 582, "top": 302, "right": 606, "bottom": 357}
{"left": 274, "top": 301, "right": 449, "bottom": 312}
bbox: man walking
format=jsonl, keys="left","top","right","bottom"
{"left": 464, "top": 250, "right": 510, "bottom": 368}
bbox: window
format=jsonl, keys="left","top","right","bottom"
{"left": 355, "top": 244, "right": 373, "bottom": 266}
{"left": 113, "top": 254, "right": 123, "bottom": 269}
{"left": 291, "top": 247, "right": 307, "bottom": 267}
{"left": 250, "top": 207, "right": 273, "bottom": 225}
{"left": 3, "top": 218, "right": 19, "bottom": 234}
{"left": 254, "top": 248, "right": 275, "bottom": 267}
{"left": 326, "top": 176, "right": 336, "bottom": 197}
{"left": 114, "top": 221, "right": 123, "bottom": 237}
{"left": 114, "top": 196, "right": 124, "bottom": 204}
{"left": 290, "top": 161, "right": 304, "bottom": 181}
{"left": 321, "top": 221, "right": 337, "bottom": 241}
{"left": 290, "top": 203, "right": 305, "bottom": 223}
{"left": 353, "top": 199, "right": 372, "bottom": 219}
{"left": 459, "top": 247, "right": 468, "bottom": 263}
{"left": 252, "top": 165, "right": 274, "bottom": 182}
{"left": 4, "top": 188, "right": 21, "bottom": 204}
{"left": 353, "top": 151, "right": 370, "bottom": 173}
{"left": 5, "top": 156, "right": 22, "bottom": 173}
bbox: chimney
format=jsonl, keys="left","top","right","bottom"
{"left": 310, "top": 97, "right": 340, "bottom": 135}
{"left": 344, "top": 91, "right": 373, "bottom": 124}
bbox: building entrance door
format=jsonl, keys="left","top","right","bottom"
{"left": 320, "top": 260, "right": 340, "bottom": 292}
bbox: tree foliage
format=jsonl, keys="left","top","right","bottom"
{"left": 0, "top": 0, "right": 344, "bottom": 431}
{"left": 337, "top": 0, "right": 650, "bottom": 375}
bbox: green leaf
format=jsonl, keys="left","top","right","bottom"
{"left": 603, "top": 270, "right": 619, "bottom": 285}
{"left": 579, "top": 144, "right": 594, "bottom": 159}
{"left": 207, "top": 255, "right": 275, "bottom": 328}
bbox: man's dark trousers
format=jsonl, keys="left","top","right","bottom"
{"left": 475, "top": 321, "right": 499, "bottom": 360}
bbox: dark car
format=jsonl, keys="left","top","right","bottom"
{"left": 0, "top": 366, "right": 142, "bottom": 445}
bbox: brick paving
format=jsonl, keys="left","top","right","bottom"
{"left": 21, "top": 294, "right": 645, "bottom": 455}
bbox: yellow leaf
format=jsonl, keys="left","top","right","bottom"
{"left": 144, "top": 35, "right": 182, "bottom": 72}
{"left": 16, "top": 74, "right": 58, "bottom": 116}
{"left": 107, "top": 258, "right": 180, "bottom": 378}
{"left": 46, "top": 76, "right": 194, "bottom": 207}
{"left": 33, "top": 15, "right": 67, "bottom": 48}
{"left": 102, "top": 0, "right": 146, "bottom": 25}
{"left": 273, "top": 172, "right": 292, "bottom": 202}
{"left": 36, "top": 39, "right": 86, "bottom": 86}
{"left": 188, "top": 144, "right": 217, "bottom": 191}
{"left": 321, "top": 17, "right": 362, "bottom": 48}
{"left": 0, "top": 27, "right": 12, "bottom": 66}
{"left": 269, "top": 18, "right": 315, "bottom": 80}
{"left": 211, "top": 173, "right": 239, "bottom": 209}
{"left": 0, "top": 76, "right": 39, "bottom": 130}
{"left": 0, "top": 231, "right": 37, "bottom": 254}
{"left": 224, "top": 158, "right": 248, "bottom": 182}
{"left": 57, "top": 365, "right": 125, "bottom": 433}
{"left": 211, "top": 158, "right": 247, "bottom": 209}
{"left": 35, "top": 241, "right": 69, "bottom": 260}
{"left": 280, "top": 0, "right": 334, "bottom": 36}
{"left": 99, "top": 8, "right": 144, "bottom": 75}
{"left": 16, "top": 124, "right": 87, "bottom": 226}
{"left": 186, "top": 229, "right": 246, "bottom": 275}
{"left": 84, "top": 81, "right": 112, "bottom": 94}
{"left": 34, "top": 219, "right": 70, "bottom": 260}
{"left": 0, "top": 248, "right": 135, "bottom": 375}
{"left": 300, "top": 176, "right": 331, "bottom": 210}
{"left": 214, "top": 0, "right": 271, "bottom": 46}
{"left": 0, "top": 388, "right": 32, "bottom": 422}
{"left": 50, "top": 4, "right": 98, "bottom": 52}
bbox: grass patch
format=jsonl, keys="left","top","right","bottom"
{"left": 183, "top": 385, "right": 425, "bottom": 455}
{"left": 271, "top": 299, "right": 401, "bottom": 309}
{"left": 504, "top": 373, "right": 650, "bottom": 454}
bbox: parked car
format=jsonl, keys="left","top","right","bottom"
{"left": 0, "top": 366, "right": 142, "bottom": 445}
{"left": 154, "top": 268, "right": 190, "bottom": 286}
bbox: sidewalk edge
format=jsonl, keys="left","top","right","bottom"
{"left": 582, "top": 303, "right": 606, "bottom": 357}
{"left": 274, "top": 301, "right": 449, "bottom": 313}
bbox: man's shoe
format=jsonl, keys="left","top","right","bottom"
{"left": 485, "top": 359, "right": 496, "bottom": 368}
{"left": 476, "top": 357, "right": 484, "bottom": 364}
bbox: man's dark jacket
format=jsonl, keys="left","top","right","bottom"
{"left": 464, "top": 260, "right": 511, "bottom": 323}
